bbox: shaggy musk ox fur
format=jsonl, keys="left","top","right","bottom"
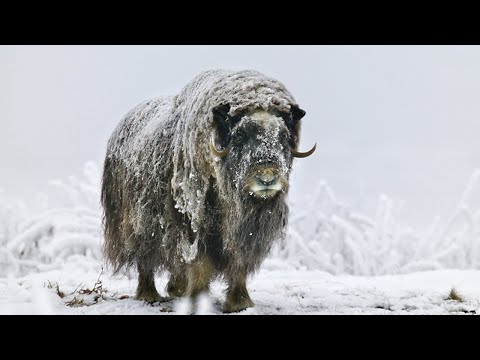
{"left": 101, "top": 70, "right": 315, "bottom": 312}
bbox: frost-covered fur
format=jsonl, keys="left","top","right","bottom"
{"left": 101, "top": 70, "right": 305, "bottom": 311}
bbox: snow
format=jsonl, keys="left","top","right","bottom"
{"left": 1, "top": 162, "right": 480, "bottom": 314}
{"left": 2, "top": 260, "right": 479, "bottom": 314}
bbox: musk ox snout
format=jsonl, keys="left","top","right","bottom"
{"left": 244, "top": 166, "right": 288, "bottom": 199}
{"left": 255, "top": 170, "right": 277, "bottom": 187}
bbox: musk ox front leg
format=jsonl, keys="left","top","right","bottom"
{"left": 136, "top": 264, "right": 168, "bottom": 304}
{"left": 224, "top": 272, "right": 254, "bottom": 313}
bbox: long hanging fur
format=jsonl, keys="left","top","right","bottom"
{"left": 101, "top": 69, "right": 302, "bottom": 280}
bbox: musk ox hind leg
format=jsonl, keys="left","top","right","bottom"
{"left": 224, "top": 273, "right": 254, "bottom": 313}
{"left": 136, "top": 264, "right": 169, "bottom": 304}
{"left": 185, "top": 255, "right": 215, "bottom": 299}
{"left": 166, "top": 272, "right": 188, "bottom": 298}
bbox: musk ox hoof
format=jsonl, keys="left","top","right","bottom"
{"left": 166, "top": 278, "right": 187, "bottom": 299}
{"left": 136, "top": 291, "right": 169, "bottom": 304}
{"left": 223, "top": 298, "right": 255, "bottom": 313}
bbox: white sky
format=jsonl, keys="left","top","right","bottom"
{"left": 1, "top": 45, "right": 480, "bottom": 229}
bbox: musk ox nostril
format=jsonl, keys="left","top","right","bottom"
{"left": 255, "top": 173, "right": 278, "bottom": 186}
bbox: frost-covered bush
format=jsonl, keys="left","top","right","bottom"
{"left": 272, "top": 171, "right": 480, "bottom": 275}
{"left": 0, "top": 162, "right": 102, "bottom": 277}
{"left": 1, "top": 162, "right": 480, "bottom": 278}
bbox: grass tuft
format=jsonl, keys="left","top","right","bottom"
{"left": 446, "top": 287, "right": 464, "bottom": 302}
{"left": 46, "top": 281, "right": 65, "bottom": 298}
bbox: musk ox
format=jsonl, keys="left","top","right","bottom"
{"left": 101, "top": 70, "right": 315, "bottom": 312}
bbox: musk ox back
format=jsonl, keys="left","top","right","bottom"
{"left": 101, "top": 70, "right": 315, "bottom": 312}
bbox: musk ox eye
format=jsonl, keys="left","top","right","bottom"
{"left": 280, "top": 131, "right": 289, "bottom": 143}
{"left": 233, "top": 132, "right": 245, "bottom": 146}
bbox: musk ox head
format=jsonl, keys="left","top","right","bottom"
{"left": 210, "top": 103, "right": 315, "bottom": 202}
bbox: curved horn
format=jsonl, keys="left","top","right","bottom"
{"left": 291, "top": 143, "right": 316, "bottom": 158}
{"left": 210, "top": 132, "right": 231, "bottom": 158}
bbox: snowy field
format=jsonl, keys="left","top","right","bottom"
{"left": 2, "top": 163, "right": 480, "bottom": 315}
{"left": 2, "top": 261, "right": 480, "bottom": 315}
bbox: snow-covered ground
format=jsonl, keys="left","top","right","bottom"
{"left": 2, "top": 256, "right": 479, "bottom": 314}
{"left": 1, "top": 163, "right": 480, "bottom": 314}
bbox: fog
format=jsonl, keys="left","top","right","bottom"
{"left": 1, "top": 45, "right": 480, "bottom": 229}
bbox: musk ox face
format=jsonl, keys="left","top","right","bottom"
{"left": 210, "top": 104, "right": 310, "bottom": 202}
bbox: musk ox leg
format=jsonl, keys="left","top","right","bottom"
{"left": 166, "top": 272, "right": 188, "bottom": 298}
{"left": 186, "top": 255, "right": 215, "bottom": 298}
{"left": 136, "top": 266, "right": 167, "bottom": 304}
{"left": 224, "top": 273, "right": 254, "bottom": 313}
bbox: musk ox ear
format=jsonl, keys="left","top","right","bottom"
{"left": 291, "top": 105, "right": 306, "bottom": 122}
{"left": 282, "top": 105, "right": 306, "bottom": 130}
{"left": 287, "top": 105, "right": 305, "bottom": 148}
{"left": 212, "top": 104, "right": 232, "bottom": 145}
{"left": 212, "top": 104, "right": 231, "bottom": 122}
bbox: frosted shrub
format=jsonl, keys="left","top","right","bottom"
{"left": 272, "top": 171, "right": 480, "bottom": 275}
{"left": 0, "top": 162, "right": 102, "bottom": 277}
{"left": 2, "top": 162, "right": 480, "bottom": 278}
